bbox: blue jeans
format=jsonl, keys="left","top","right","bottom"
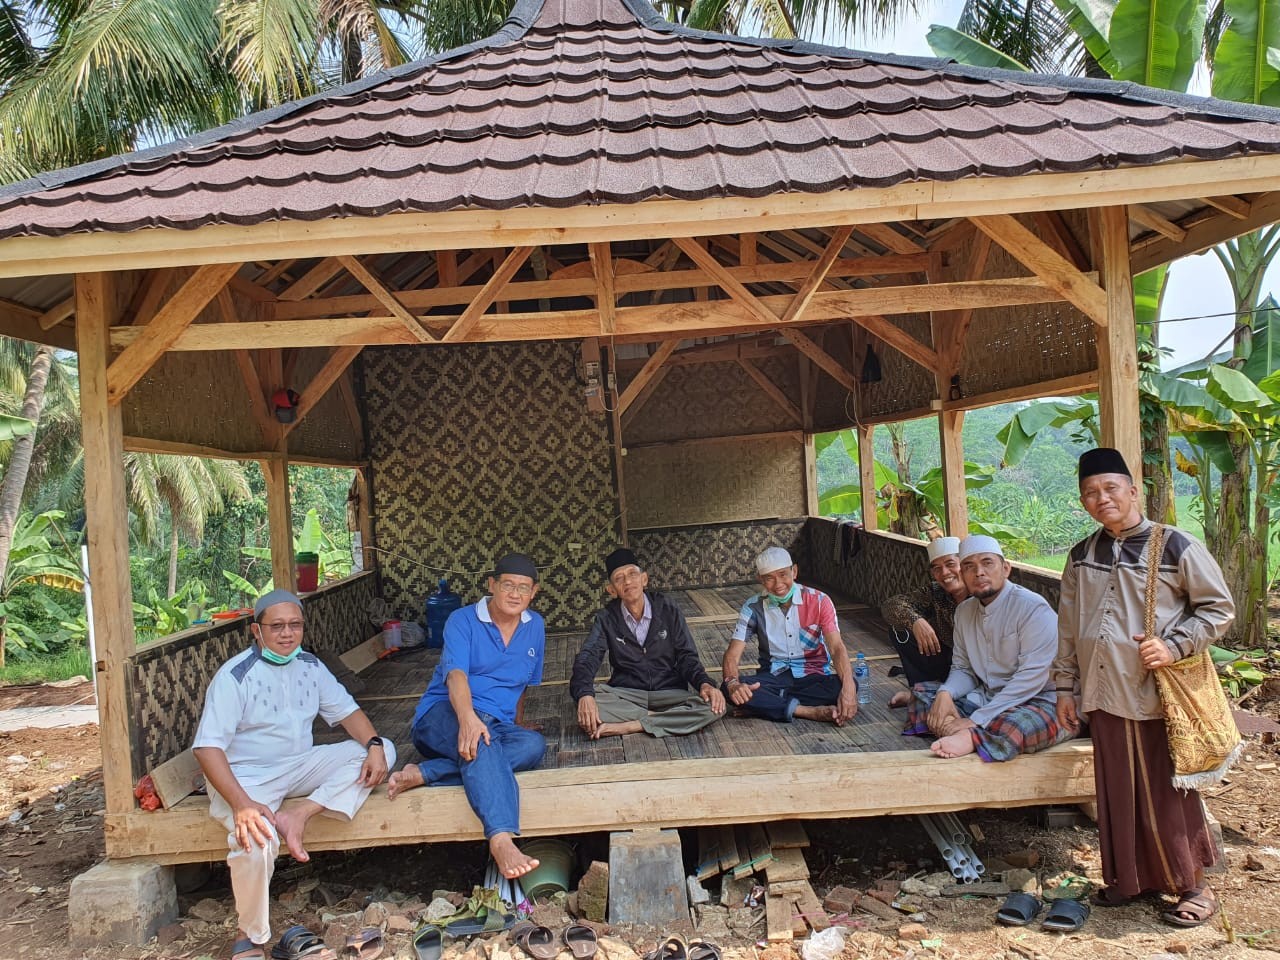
{"left": 724, "top": 671, "right": 844, "bottom": 722}
{"left": 411, "top": 701, "right": 546, "bottom": 838}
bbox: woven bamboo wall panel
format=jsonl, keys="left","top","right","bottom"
{"left": 631, "top": 518, "right": 809, "bottom": 590}
{"left": 622, "top": 356, "right": 799, "bottom": 444}
{"left": 126, "top": 572, "right": 377, "bottom": 774}
{"left": 363, "top": 341, "right": 620, "bottom": 632}
{"left": 625, "top": 435, "right": 805, "bottom": 528}
{"left": 809, "top": 325, "right": 858, "bottom": 431}
{"left": 859, "top": 313, "right": 937, "bottom": 421}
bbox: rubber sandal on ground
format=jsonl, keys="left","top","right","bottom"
{"left": 687, "top": 940, "right": 722, "bottom": 960}
{"left": 271, "top": 925, "right": 336, "bottom": 960}
{"left": 230, "top": 937, "right": 267, "bottom": 960}
{"left": 1162, "top": 889, "right": 1218, "bottom": 928}
{"left": 1089, "top": 887, "right": 1134, "bottom": 908}
{"left": 1041, "top": 898, "right": 1090, "bottom": 932}
{"left": 444, "top": 912, "right": 516, "bottom": 937}
{"left": 413, "top": 926, "right": 442, "bottom": 960}
{"left": 995, "top": 892, "right": 1043, "bottom": 927}
{"left": 644, "top": 936, "right": 688, "bottom": 960}
{"left": 563, "top": 924, "right": 598, "bottom": 960}
{"left": 339, "top": 927, "right": 384, "bottom": 960}
{"left": 511, "top": 921, "right": 558, "bottom": 960}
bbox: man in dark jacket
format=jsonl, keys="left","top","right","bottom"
{"left": 572, "top": 548, "right": 726, "bottom": 739}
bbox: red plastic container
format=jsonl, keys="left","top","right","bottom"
{"left": 296, "top": 560, "right": 319, "bottom": 593}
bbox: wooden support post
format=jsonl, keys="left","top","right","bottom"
{"left": 76, "top": 272, "right": 137, "bottom": 821}
{"left": 938, "top": 410, "right": 968, "bottom": 536}
{"left": 1095, "top": 206, "right": 1143, "bottom": 475}
{"left": 607, "top": 346, "right": 629, "bottom": 546}
{"left": 357, "top": 466, "right": 376, "bottom": 571}
{"left": 857, "top": 424, "right": 877, "bottom": 532}
{"left": 803, "top": 434, "right": 819, "bottom": 516}
{"left": 264, "top": 456, "right": 295, "bottom": 591}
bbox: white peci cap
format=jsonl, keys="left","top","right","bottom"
{"left": 926, "top": 537, "right": 961, "bottom": 563}
{"left": 755, "top": 546, "right": 794, "bottom": 575}
{"left": 958, "top": 534, "right": 1003, "bottom": 560}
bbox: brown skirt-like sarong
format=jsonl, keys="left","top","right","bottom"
{"left": 1090, "top": 710, "right": 1217, "bottom": 897}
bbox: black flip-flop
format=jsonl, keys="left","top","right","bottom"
{"left": 231, "top": 937, "right": 267, "bottom": 960}
{"left": 272, "top": 925, "right": 336, "bottom": 960}
{"left": 995, "top": 892, "right": 1043, "bottom": 927}
{"left": 413, "top": 926, "right": 442, "bottom": 960}
{"left": 1041, "top": 898, "right": 1090, "bottom": 932}
{"left": 443, "top": 912, "right": 516, "bottom": 938}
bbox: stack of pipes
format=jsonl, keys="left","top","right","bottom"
{"left": 916, "top": 813, "right": 985, "bottom": 883}
{"left": 483, "top": 859, "right": 527, "bottom": 913}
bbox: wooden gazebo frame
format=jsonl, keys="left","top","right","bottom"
{"left": 2, "top": 0, "right": 1280, "bottom": 865}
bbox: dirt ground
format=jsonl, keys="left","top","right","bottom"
{"left": 5, "top": 680, "right": 1280, "bottom": 960}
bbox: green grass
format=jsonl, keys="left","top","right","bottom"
{"left": 1019, "top": 554, "right": 1067, "bottom": 572}
{"left": 0, "top": 646, "right": 92, "bottom": 685}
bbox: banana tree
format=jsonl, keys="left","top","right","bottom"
{"left": 0, "top": 509, "right": 84, "bottom": 665}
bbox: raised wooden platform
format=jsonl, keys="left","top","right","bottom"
{"left": 106, "top": 587, "right": 1096, "bottom": 864}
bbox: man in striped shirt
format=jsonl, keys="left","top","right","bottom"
{"left": 720, "top": 547, "right": 857, "bottom": 724}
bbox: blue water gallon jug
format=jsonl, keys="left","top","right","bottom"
{"left": 425, "top": 578, "right": 462, "bottom": 648}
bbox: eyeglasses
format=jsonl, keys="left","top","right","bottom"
{"left": 495, "top": 580, "right": 534, "bottom": 597}
{"left": 261, "top": 620, "right": 304, "bottom": 634}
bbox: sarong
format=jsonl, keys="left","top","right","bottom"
{"left": 1090, "top": 710, "right": 1217, "bottom": 897}
{"left": 903, "top": 681, "right": 1071, "bottom": 762}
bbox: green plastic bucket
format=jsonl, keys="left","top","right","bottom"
{"left": 518, "top": 838, "right": 575, "bottom": 900}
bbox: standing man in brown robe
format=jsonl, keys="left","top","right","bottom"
{"left": 1053, "top": 448, "right": 1235, "bottom": 928}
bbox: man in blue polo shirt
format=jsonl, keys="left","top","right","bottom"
{"left": 387, "top": 553, "right": 546, "bottom": 879}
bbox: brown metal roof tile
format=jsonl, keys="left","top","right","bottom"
{"left": 4, "top": 0, "right": 1280, "bottom": 239}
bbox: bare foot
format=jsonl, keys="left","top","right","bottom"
{"left": 490, "top": 833, "right": 540, "bottom": 879}
{"left": 793, "top": 705, "right": 837, "bottom": 723}
{"left": 888, "top": 690, "right": 911, "bottom": 708}
{"left": 387, "top": 763, "right": 425, "bottom": 800}
{"left": 593, "top": 721, "right": 644, "bottom": 739}
{"left": 930, "top": 730, "right": 976, "bottom": 758}
{"left": 272, "top": 808, "right": 310, "bottom": 862}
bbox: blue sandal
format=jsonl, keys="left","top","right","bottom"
{"left": 1041, "top": 898, "right": 1090, "bottom": 932}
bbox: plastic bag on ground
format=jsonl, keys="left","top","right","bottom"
{"left": 801, "top": 925, "right": 847, "bottom": 960}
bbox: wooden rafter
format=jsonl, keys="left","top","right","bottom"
{"left": 778, "top": 328, "right": 857, "bottom": 392}
{"left": 618, "top": 339, "right": 679, "bottom": 414}
{"left": 338, "top": 254, "right": 435, "bottom": 342}
{"left": 970, "top": 214, "right": 1109, "bottom": 326}
{"left": 280, "top": 257, "right": 344, "bottom": 302}
{"left": 1202, "top": 195, "right": 1251, "bottom": 219}
{"left": 37, "top": 296, "right": 74, "bottom": 331}
{"left": 780, "top": 226, "right": 856, "bottom": 325}
{"left": 336, "top": 369, "right": 364, "bottom": 444}
{"left": 105, "top": 261, "right": 241, "bottom": 405}
{"left": 856, "top": 222, "right": 925, "bottom": 255}
{"left": 256, "top": 259, "right": 298, "bottom": 287}
{"left": 672, "top": 236, "right": 780, "bottom": 327}
{"left": 740, "top": 233, "right": 758, "bottom": 266}
{"left": 849, "top": 313, "right": 939, "bottom": 371}
{"left": 272, "top": 251, "right": 933, "bottom": 320}
{"left": 738, "top": 358, "right": 803, "bottom": 425}
{"left": 283, "top": 346, "right": 364, "bottom": 436}
{"left": 441, "top": 245, "right": 535, "bottom": 343}
{"left": 126, "top": 267, "right": 179, "bottom": 326}
{"left": 115, "top": 275, "right": 1081, "bottom": 351}
{"left": 588, "top": 242, "right": 617, "bottom": 334}
{"left": 1131, "top": 191, "right": 1280, "bottom": 273}
{"left": 229, "top": 274, "right": 275, "bottom": 304}
{"left": 940, "top": 233, "right": 992, "bottom": 375}
{"left": 1128, "top": 204, "right": 1187, "bottom": 242}
{"left": 1031, "top": 211, "right": 1090, "bottom": 271}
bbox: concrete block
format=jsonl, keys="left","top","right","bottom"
{"left": 608, "top": 829, "right": 688, "bottom": 926}
{"left": 69, "top": 859, "right": 177, "bottom": 947}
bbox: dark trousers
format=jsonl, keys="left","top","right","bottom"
{"left": 725, "top": 671, "right": 843, "bottom": 722}
{"left": 888, "top": 626, "right": 952, "bottom": 687}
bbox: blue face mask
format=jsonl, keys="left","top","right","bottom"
{"left": 767, "top": 583, "right": 799, "bottom": 606}
{"left": 259, "top": 643, "right": 301, "bottom": 666}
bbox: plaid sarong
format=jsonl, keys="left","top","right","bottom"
{"left": 902, "top": 681, "right": 1072, "bottom": 762}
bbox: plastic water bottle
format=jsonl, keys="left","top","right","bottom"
{"left": 854, "top": 651, "right": 871, "bottom": 704}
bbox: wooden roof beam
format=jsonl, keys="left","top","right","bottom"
{"left": 779, "top": 327, "right": 857, "bottom": 392}
{"left": 1202, "top": 195, "right": 1251, "bottom": 219}
{"left": 1128, "top": 204, "right": 1188, "bottom": 243}
{"left": 970, "top": 214, "right": 1108, "bottom": 326}
{"left": 1130, "top": 191, "right": 1280, "bottom": 272}
{"left": 848, "top": 313, "right": 939, "bottom": 371}
{"left": 739, "top": 358, "right": 803, "bottom": 425}
{"left": 780, "top": 226, "right": 855, "bottom": 325}
{"left": 1031, "top": 211, "right": 1090, "bottom": 271}
{"left": 441, "top": 246, "right": 534, "bottom": 343}
{"left": 105, "top": 261, "right": 241, "bottom": 405}
{"left": 217, "top": 289, "right": 278, "bottom": 448}
{"left": 279, "top": 257, "right": 345, "bottom": 302}
{"left": 126, "top": 267, "right": 177, "bottom": 326}
{"left": 37, "top": 296, "right": 74, "bottom": 331}
{"left": 618, "top": 339, "right": 679, "bottom": 414}
{"left": 855, "top": 222, "right": 925, "bottom": 255}
{"left": 338, "top": 254, "right": 435, "bottom": 342}
{"left": 588, "top": 242, "right": 617, "bottom": 334}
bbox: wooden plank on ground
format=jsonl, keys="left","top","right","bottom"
{"left": 795, "top": 881, "right": 830, "bottom": 931}
{"left": 732, "top": 823, "right": 775, "bottom": 878}
{"left": 715, "top": 824, "right": 741, "bottom": 872}
{"left": 766, "top": 821, "right": 810, "bottom": 849}
{"left": 149, "top": 748, "right": 205, "bottom": 810}
{"left": 339, "top": 632, "right": 388, "bottom": 674}
{"left": 696, "top": 827, "right": 725, "bottom": 880}
{"left": 765, "top": 847, "right": 810, "bottom": 883}
{"left": 766, "top": 893, "right": 794, "bottom": 941}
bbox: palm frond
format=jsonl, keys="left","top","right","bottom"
{"left": 220, "top": 0, "right": 324, "bottom": 105}
{"left": 0, "top": 0, "right": 38, "bottom": 81}
{"left": 419, "top": 0, "right": 511, "bottom": 55}
{"left": 788, "top": 0, "right": 924, "bottom": 42}
{"left": 957, "top": 0, "right": 1081, "bottom": 74}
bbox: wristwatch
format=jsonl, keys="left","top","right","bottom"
{"left": 365, "top": 736, "right": 385, "bottom": 750}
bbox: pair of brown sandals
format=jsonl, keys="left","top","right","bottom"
{"left": 511, "top": 921, "right": 598, "bottom": 960}
{"left": 644, "top": 936, "right": 721, "bottom": 960}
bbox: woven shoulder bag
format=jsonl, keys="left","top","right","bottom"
{"left": 1145, "top": 523, "right": 1242, "bottom": 789}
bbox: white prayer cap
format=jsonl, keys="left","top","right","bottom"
{"left": 926, "top": 537, "right": 961, "bottom": 562}
{"left": 958, "top": 534, "right": 1003, "bottom": 560}
{"left": 755, "top": 546, "right": 794, "bottom": 575}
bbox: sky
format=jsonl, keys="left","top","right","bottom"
{"left": 820, "top": 0, "right": 1274, "bottom": 369}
